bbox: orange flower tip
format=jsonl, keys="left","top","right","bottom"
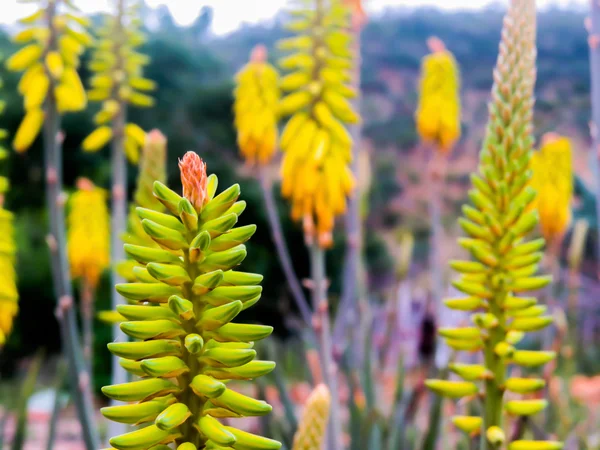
{"left": 318, "top": 231, "right": 333, "bottom": 249}
{"left": 76, "top": 177, "right": 94, "bottom": 191}
{"left": 427, "top": 36, "right": 446, "bottom": 54}
{"left": 250, "top": 44, "right": 268, "bottom": 63}
{"left": 147, "top": 129, "right": 167, "bottom": 145}
{"left": 179, "top": 151, "right": 208, "bottom": 212}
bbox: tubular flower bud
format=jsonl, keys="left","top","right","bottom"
{"left": 0, "top": 85, "right": 18, "bottom": 346}
{"left": 102, "top": 152, "right": 280, "bottom": 450}
{"left": 233, "top": 45, "right": 280, "bottom": 165}
{"left": 426, "top": 2, "right": 559, "bottom": 448}
{"left": 415, "top": 37, "right": 461, "bottom": 153}
{"left": 529, "top": 134, "right": 573, "bottom": 242}
{"left": 84, "top": 0, "right": 155, "bottom": 163}
{"left": 277, "top": 0, "right": 359, "bottom": 248}
{"left": 119, "top": 130, "right": 168, "bottom": 281}
{"left": 179, "top": 152, "right": 208, "bottom": 213}
{"left": 292, "top": 384, "right": 331, "bottom": 450}
{"left": 7, "top": 0, "right": 91, "bottom": 153}
{"left": 67, "top": 179, "right": 110, "bottom": 288}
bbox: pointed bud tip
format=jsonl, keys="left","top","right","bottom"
{"left": 250, "top": 44, "right": 268, "bottom": 63}
{"left": 75, "top": 177, "right": 94, "bottom": 191}
{"left": 147, "top": 129, "right": 166, "bottom": 145}
{"left": 179, "top": 151, "right": 208, "bottom": 212}
{"left": 427, "top": 36, "right": 446, "bottom": 53}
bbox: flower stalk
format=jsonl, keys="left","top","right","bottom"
{"left": 426, "top": 2, "right": 563, "bottom": 450}
{"left": 588, "top": 0, "right": 600, "bottom": 278}
{"left": 309, "top": 243, "right": 342, "bottom": 450}
{"left": 83, "top": 1, "right": 156, "bottom": 434}
{"left": 7, "top": 0, "right": 98, "bottom": 447}
{"left": 102, "top": 152, "right": 280, "bottom": 450}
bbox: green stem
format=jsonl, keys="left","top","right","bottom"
{"left": 45, "top": 359, "right": 68, "bottom": 450}
{"left": 428, "top": 150, "right": 444, "bottom": 314}
{"left": 309, "top": 243, "right": 342, "bottom": 450}
{"left": 482, "top": 289, "right": 507, "bottom": 449}
{"left": 179, "top": 247, "right": 204, "bottom": 448}
{"left": 11, "top": 351, "right": 44, "bottom": 450}
{"left": 108, "top": 0, "right": 129, "bottom": 440}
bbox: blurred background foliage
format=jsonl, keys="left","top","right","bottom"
{"left": 0, "top": 3, "right": 596, "bottom": 392}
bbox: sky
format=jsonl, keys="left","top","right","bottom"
{"left": 0, "top": 0, "right": 588, "bottom": 35}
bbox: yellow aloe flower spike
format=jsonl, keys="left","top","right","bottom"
{"left": 278, "top": 0, "right": 360, "bottom": 248}
{"left": 67, "top": 178, "right": 110, "bottom": 288}
{"left": 84, "top": 0, "right": 155, "bottom": 163}
{"left": 7, "top": 0, "right": 91, "bottom": 153}
{"left": 529, "top": 133, "right": 573, "bottom": 244}
{"left": 0, "top": 71, "right": 18, "bottom": 347}
{"left": 234, "top": 45, "right": 280, "bottom": 166}
{"left": 415, "top": 37, "right": 461, "bottom": 153}
{"left": 292, "top": 384, "right": 331, "bottom": 450}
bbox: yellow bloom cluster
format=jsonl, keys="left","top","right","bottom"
{"left": 0, "top": 62, "right": 19, "bottom": 347}
{"left": 292, "top": 384, "right": 331, "bottom": 450}
{"left": 415, "top": 38, "right": 461, "bottom": 153}
{"left": 530, "top": 134, "right": 573, "bottom": 241}
{"left": 278, "top": 0, "right": 359, "bottom": 248}
{"left": 0, "top": 207, "right": 18, "bottom": 347}
{"left": 234, "top": 45, "right": 280, "bottom": 165}
{"left": 82, "top": 0, "right": 155, "bottom": 163}
{"left": 119, "top": 130, "right": 167, "bottom": 281}
{"left": 67, "top": 179, "right": 110, "bottom": 288}
{"left": 8, "top": 0, "right": 91, "bottom": 153}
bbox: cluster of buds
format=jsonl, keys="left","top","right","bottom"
{"left": 7, "top": 0, "right": 91, "bottom": 152}
{"left": 101, "top": 152, "right": 281, "bottom": 450}
{"left": 67, "top": 178, "right": 110, "bottom": 288}
{"left": 426, "top": 2, "right": 563, "bottom": 450}
{"left": 529, "top": 133, "right": 573, "bottom": 244}
{"left": 118, "top": 130, "right": 168, "bottom": 282}
{"left": 415, "top": 37, "right": 461, "bottom": 153}
{"left": 277, "top": 0, "right": 359, "bottom": 248}
{"left": 82, "top": 0, "right": 155, "bottom": 163}
{"left": 233, "top": 45, "right": 280, "bottom": 166}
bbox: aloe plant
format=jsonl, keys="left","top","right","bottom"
{"left": 102, "top": 152, "right": 281, "bottom": 450}
{"left": 425, "top": 1, "right": 563, "bottom": 449}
